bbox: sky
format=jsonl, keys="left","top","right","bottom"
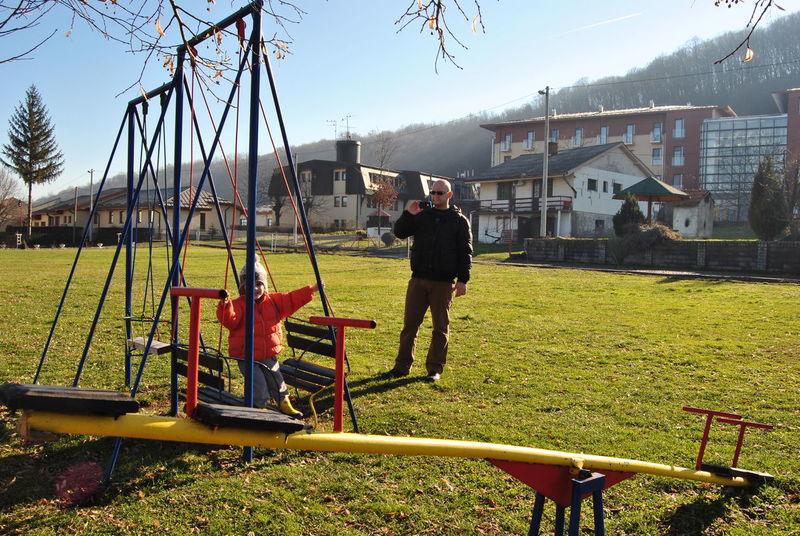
{"left": 1, "top": 0, "right": 798, "bottom": 199}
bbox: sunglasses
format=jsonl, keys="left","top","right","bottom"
{"left": 430, "top": 190, "right": 448, "bottom": 196}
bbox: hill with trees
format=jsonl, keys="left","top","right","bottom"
{"left": 41, "top": 10, "right": 800, "bottom": 205}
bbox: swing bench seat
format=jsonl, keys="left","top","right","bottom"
{"left": 172, "top": 345, "right": 246, "bottom": 407}
{"left": 279, "top": 319, "right": 338, "bottom": 394}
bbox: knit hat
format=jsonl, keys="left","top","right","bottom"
{"left": 239, "top": 259, "right": 268, "bottom": 292}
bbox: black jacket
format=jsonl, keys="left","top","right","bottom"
{"left": 393, "top": 205, "right": 472, "bottom": 283}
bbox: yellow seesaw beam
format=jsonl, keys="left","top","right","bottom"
{"left": 21, "top": 410, "right": 751, "bottom": 487}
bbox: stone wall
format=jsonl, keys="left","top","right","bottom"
{"left": 523, "top": 238, "right": 800, "bottom": 275}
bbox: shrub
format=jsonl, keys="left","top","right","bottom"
{"left": 612, "top": 193, "right": 646, "bottom": 236}
{"left": 749, "top": 155, "right": 789, "bottom": 240}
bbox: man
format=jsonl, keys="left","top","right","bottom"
{"left": 384, "top": 179, "right": 472, "bottom": 382}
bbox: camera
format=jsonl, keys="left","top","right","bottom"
{"left": 418, "top": 200, "right": 432, "bottom": 210}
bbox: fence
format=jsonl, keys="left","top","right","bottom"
{"left": 523, "top": 238, "right": 800, "bottom": 275}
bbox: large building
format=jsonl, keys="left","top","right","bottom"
{"left": 481, "top": 103, "right": 736, "bottom": 192}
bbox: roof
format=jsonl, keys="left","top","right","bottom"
{"left": 480, "top": 104, "right": 736, "bottom": 129}
{"left": 672, "top": 189, "right": 713, "bottom": 207}
{"left": 467, "top": 142, "right": 643, "bottom": 182}
{"left": 612, "top": 176, "right": 690, "bottom": 202}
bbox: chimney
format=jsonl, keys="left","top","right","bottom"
{"left": 548, "top": 141, "right": 558, "bottom": 156}
{"left": 335, "top": 139, "right": 361, "bottom": 164}
{"left": 598, "top": 105, "right": 604, "bottom": 113}
{"left": 649, "top": 100, "right": 655, "bottom": 108}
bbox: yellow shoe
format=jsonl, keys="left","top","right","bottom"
{"left": 279, "top": 398, "right": 303, "bottom": 419}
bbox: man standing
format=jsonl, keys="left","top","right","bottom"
{"left": 384, "top": 179, "right": 472, "bottom": 382}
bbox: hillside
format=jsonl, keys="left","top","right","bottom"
{"left": 42, "top": 11, "right": 800, "bottom": 204}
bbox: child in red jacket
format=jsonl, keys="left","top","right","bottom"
{"left": 217, "top": 260, "right": 319, "bottom": 418}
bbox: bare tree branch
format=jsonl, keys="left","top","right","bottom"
{"left": 713, "top": 0, "right": 784, "bottom": 64}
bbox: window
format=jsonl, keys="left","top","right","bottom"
{"left": 595, "top": 220, "right": 605, "bottom": 231}
{"left": 651, "top": 148, "right": 663, "bottom": 166}
{"left": 587, "top": 178, "right": 598, "bottom": 192}
{"left": 523, "top": 131, "right": 535, "bottom": 150}
{"left": 300, "top": 170, "right": 312, "bottom": 183}
{"left": 598, "top": 126, "right": 608, "bottom": 144}
{"left": 334, "top": 196, "right": 341, "bottom": 207}
{"left": 623, "top": 124, "right": 635, "bottom": 144}
{"left": 612, "top": 182, "right": 622, "bottom": 194}
{"left": 673, "top": 118, "right": 685, "bottom": 138}
{"left": 497, "top": 182, "right": 512, "bottom": 200}
{"left": 573, "top": 128, "right": 583, "bottom": 147}
{"left": 341, "top": 196, "right": 348, "bottom": 207}
{"left": 108, "top": 212, "right": 114, "bottom": 224}
{"left": 503, "top": 155, "right": 511, "bottom": 163}
{"left": 602, "top": 181, "right": 608, "bottom": 193}
{"left": 673, "top": 174, "right": 683, "bottom": 188}
{"left": 500, "top": 133, "right": 512, "bottom": 152}
{"left": 672, "top": 146, "right": 684, "bottom": 166}
{"left": 549, "top": 129, "right": 559, "bottom": 142}
{"left": 119, "top": 210, "right": 124, "bottom": 223}
{"left": 334, "top": 169, "right": 346, "bottom": 181}
{"left": 199, "top": 213, "right": 206, "bottom": 230}
{"left": 137, "top": 210, "right": 143, "bottom": 224}
{"left": 651, "top": 122, "right": 663, "bottom": 143}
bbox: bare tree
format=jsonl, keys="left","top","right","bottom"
{"left": 713, "top": 0, "right": 785, "bottom": 64}
{"left": 373, "top": 131, "right": 398, "bottom": 171}
{"left": 0, "top": 165, "right": 22, "bottom": 230}
{"left": 371, "top": 179, "right": 398, "bottom": 243}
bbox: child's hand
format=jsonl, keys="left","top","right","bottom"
{"left": 311, "top": 281, "right": 323, "bottom": 293}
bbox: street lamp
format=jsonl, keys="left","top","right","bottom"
{"left": 538, "top": 87, "right": 550, "bottom": 237}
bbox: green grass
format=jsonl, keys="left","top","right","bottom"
{"left": 0, "top": 247, "right": 798, "bottom": 535}
{"left": 712, "top": 222, "right": 758, "bottom": 240}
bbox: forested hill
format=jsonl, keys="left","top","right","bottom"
{"left": 45, "top": 11, "right": 800, "bottom": 203}
{"left": 305, "top": 9, "right": 800, "bottom": 181}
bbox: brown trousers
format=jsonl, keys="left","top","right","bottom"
{"left": 395, "top": 277, "right": 454, "bottom": 375}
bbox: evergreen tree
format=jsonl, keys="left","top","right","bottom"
{"left": 612, "top": 193, "right": 645, "bottom": 236}
{"left": 749, "top": 155, "right": 788, "bottom": 240}
{"left": 1, "top": 85, "right": 64, "bottom": 239}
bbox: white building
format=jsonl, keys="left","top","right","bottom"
{"left": 466, "top": 142, "right": 653, "bottom": 241}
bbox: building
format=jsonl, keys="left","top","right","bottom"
{"left": 269, "top": 139, "right": 476, "bottom": 231}
{"left": 30, "top": 186, "right": 234, "bottom": 243}
{"left": 481, "top": 103, "right": 736, "bottom": 193}
{"left": 465, "top": 142, "right": 653, "bottom": 241}
{"left": 699, "top": 115, "right": 787, "bottom": 222}
{"left": 671, "top": 190, "right": 715, "bottom": 239}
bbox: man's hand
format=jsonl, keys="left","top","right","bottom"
{"left": 454, "top": 281, "right": 467, "bottom": 297}
{"left": 407, "top": 200, "right": 424, "bottom": 215}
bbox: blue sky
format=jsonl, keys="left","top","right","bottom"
{"left": 1, "top": 0, "right": 797, "bottom": 198}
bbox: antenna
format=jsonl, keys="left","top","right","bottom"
{"left": 341, "top": 115, "right": 352, "bottom": 139}
{"left": 326, "top": 119, "right": 338, "bottom": 140}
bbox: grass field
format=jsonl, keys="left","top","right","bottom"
{"left": 0, "top": 246, "right": 798, "bottom": 535}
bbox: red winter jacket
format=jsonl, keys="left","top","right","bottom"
{"left": 216, "top": 286, "right": 314, "bottom": 361}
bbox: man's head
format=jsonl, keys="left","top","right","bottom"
{"left": 430, "top": 179, "right": 452, "bottom": 209}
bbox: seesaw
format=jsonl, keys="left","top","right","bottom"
{"left": 1, "top": 288, "right": 774, "bottom": 536}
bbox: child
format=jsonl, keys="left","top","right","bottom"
{"left": 217, "top": 260, "right": 319, "bottom": 418}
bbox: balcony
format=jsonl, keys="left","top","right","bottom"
{"left": 478, "top": 196, "right": 573, "bottom": 213}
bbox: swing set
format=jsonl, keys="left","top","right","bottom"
{"left": 0, "top": 3, "right": 776, "bottom": 534}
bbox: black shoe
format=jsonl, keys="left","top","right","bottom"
{"left": 381, "top": 368, "right": 409, "bottom": 379}
{"left": 425, "top": 372, "right": 441, "bottom": 382}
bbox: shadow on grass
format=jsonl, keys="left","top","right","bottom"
{"left": 663, "top": 487, "right": 765, "bottom": 535}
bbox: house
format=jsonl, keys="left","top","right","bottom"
{"left": 481, "top": 103, "right": 736, "bottom": 194}
{"left": 466, "top": 142, "right": 653, "bottom": 241}
{"left": 671, "top": 190, "right": 715, "bottom": 239}
{"left": 31, "top": 186, "right": 234, "bottom": 242}
{"left": 268, "top": 139, "right": 476, "bottom": 231}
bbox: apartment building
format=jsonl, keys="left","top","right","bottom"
{"left": 481, "top": 103, "right": 736, "bottom": 192}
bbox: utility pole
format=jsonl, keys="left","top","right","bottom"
{"left": 88, "top": 169, "right": 94, "bottom": 243}
{"left": 73, "top": 187, "right": 78, "bottom": 246}
{"left": 538, "top": 87, "right": 550, "bottom": 237}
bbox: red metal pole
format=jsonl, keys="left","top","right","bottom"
{"left": 170, "top": 288, "right": 228, "bottom": 418}
{"left": 716, "top": 417, "right": 773, "bottom": 468}
{"left": 683, "top": 407, "right": 742, "bottom": 469}
{"left": 310, "top": 316, "right": 376, "bottom": 432}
